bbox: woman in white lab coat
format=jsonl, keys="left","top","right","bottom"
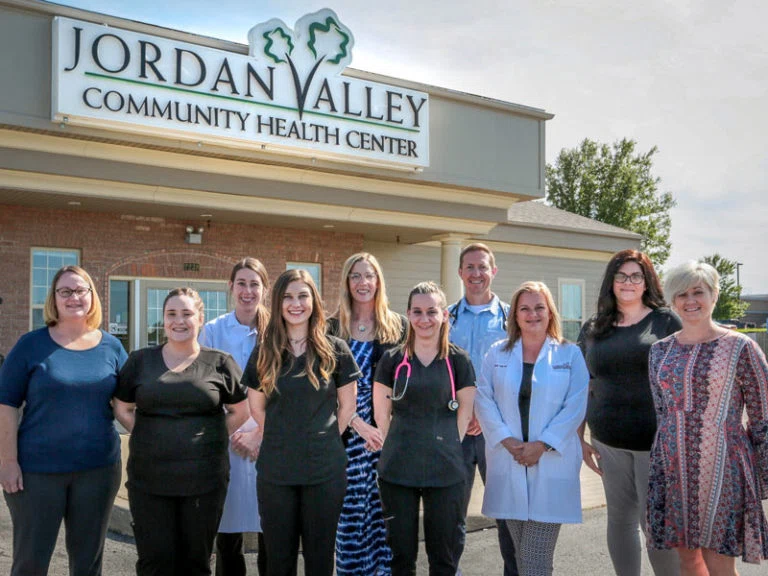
{"left": 475, "top": 281, "right": 588, "bottom": 576}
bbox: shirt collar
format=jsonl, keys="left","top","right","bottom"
{"left": 225, "top": 310, "right": 258, "bottom": 336}
{"left": 456, "top": 293, "right": 502, "bottom": 316}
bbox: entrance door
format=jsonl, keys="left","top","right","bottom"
{"left": 140, "top": 279, "right": 229, "bottom": 348}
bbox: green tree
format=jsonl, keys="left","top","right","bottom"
{"left": 546, "top": 138, "right": 676, "bottom": 266}
{"left": 701, "top": 253, "right": 748, "bottom": 320}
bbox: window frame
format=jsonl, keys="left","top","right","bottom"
{"left": 30, "top": 247, "right": 80, "bottom": 331}
{"left": 558, "top": 277, "right": 585, "bottom": 342}
{"left": 285, "top": 262, "right": 323, "bottom": 295}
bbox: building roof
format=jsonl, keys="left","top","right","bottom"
{"left": 505, "top": 201, "right": 641, "bottom": 239}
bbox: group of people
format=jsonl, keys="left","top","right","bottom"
{"left": 0, "top": 244, "right": 766, "bottom": 576}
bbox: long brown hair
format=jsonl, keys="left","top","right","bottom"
{"left": 257, "top": 269, "right": 335, "bottom": 397}
{"left": 503, "top": 281, "right": 563, "bottom": 351}
{"left": 335, "top": 252, "right": 402, "bottom": 344}
{"left": 402, "top": 281, "right": 450, "bottom": 359}
{"left": 229, "top": 258, "right": 270, "bottom": 341}
{"left": 589, "top": 249, "right": 666, "bottom": 339}
{"left": 44, "top": 265, "right": 103, "bottom": 330}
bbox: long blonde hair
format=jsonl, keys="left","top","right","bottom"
{"left": 229, "top": 258, "right": 270, "bottom": 341}
{"left": 335, "top": 252, "right": 402, "bottom": 344}
{"left": 44, "top": 265, "right": 103, "bottom": 330}
{"left": 402, "top": 281, "right": 450, "bottom": 359}
{"left": 503, "top": 281, "right": 563, "bottom": 351}
{"left": 257, "top": 269, "right": 335, "bottom": 397}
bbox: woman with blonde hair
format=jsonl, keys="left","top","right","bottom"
{"left": 1, "top": 265, "right": 126, "bottom": 575}
{"left": 244, "top": 269, "right": 360, "bottom": 576}
{"left": 328, "top": 252, "right": 405, "bottom": 576}
{"left": 200, "top": 258, "right": 270, "bottom": 576}
{"left": 647, "top": 261, "right": 768, "bottom": 574}
{"left": 373, "top": 281, "right": 476, "bottom": 576}
{"left": 475, "top": 281, "right": 588, "bottom": 576}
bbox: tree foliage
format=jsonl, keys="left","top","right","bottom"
{"left": 701, "top": 253, "right": 749, "bottom": 320}
{"left": 546, "top": 138, "right": 676, "bottom": 266}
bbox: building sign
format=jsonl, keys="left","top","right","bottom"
{"left": 52, "top": 10, "right": 429, "bottom": 168}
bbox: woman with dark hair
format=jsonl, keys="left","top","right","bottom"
{"left": 475, "top": 281, "right": 588, "bottom": 576}
{"left": 244, "top": 269, "right": 360, "bottom": 576}
{"left": 328, "top": 252, "right": 405, "bottom": 576}
{"left": 578, "top": 249, "right": 681, "bottom": 576}
{"left": 200, "top": 258, "right": 270, "bottom": 576}
{"left": 373, "top": 281, "right": 476, "bottom": 576}
{"left": 0, "top": 265, "right": 126, "bottom": 576}
{"left": 114, "top": 287, "right": 250, "bottom": 576}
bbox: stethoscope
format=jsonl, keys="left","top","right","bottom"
{"left": 390, "top": 353, "right": 459, "bottom": 411}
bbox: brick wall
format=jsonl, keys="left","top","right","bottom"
{"left": 0, "top": 203, "right": 362, "bottom": 353}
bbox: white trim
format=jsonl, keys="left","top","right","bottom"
{"left": 558, "top": 277, "right": 585, "bottom": 340}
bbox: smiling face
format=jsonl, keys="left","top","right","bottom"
{"left": 348, "top": 260, "right": 378, "bottom": 305}
{"left": 163, "top": 294, "right": 203, "bottom": 343}
{"left": 54, "top": 271, "right": 93, "bottom": 324}
{"left": 612, "top": 260, "right": 646, "bottom": 307}
{"left": 407, "top": 292, "right": 448, "bottom": 342}
{"left": 281, "top": 280, "right": 313, "bottom": 328}
{"left": 458, "top": 249, "right": 497, "bottom": 304}
{"left": 515, "top": 291, "right": 551, "bottom": 339}
{"left": 231, "top": 267, "right": 264, "bottom": 319}
{"left": 673, "top": 282, "right": 717, "bottom": 325}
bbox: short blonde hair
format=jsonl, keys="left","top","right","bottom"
{"left": 664, "top": 261, "right": 720, "bottom": 302}
{"left": 44, "top": 265, "right": 103, "bottom": 330}
{"left": 504, "top": 281, "right": 563, "bottom": 350}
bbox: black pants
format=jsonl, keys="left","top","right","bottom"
{"left": 215, "top": 532, "right": 267, "bottom": 576}
{"left": 4, "top": 461, "right": 121, "bottom": 576}
{"left": 460, "top": 433, "right": 519, "bottom": 576}
{"left": 257, "top": 473, "right": 346, "bottom": 576}
{"left": 378, "top": 479, "right": 465, "bottom": 576}
{"left": 128, "top": 483, "right": 227, "bottom": 576}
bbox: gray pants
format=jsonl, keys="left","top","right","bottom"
{"left": 4, "top": 461, "right": 122, "bottom": 576}
{"left": 593, "top": 439, "right": 680, "bottom": 576}
{"left": 504, "top": 519, "right": 560, "bottom": 576}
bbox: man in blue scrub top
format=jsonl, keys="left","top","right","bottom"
{"left": 448, "top": 243, "right": 518, "bottom": 576}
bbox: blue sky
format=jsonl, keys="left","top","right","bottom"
{"left": 52, "top": 0, "right": 768, "bottom": 293}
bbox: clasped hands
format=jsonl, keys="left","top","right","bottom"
{"left": 501, "top": 437, "right": 547, "bottom": 467}
{"left": 230, "top": 428, "right": 262, "bottom": 461}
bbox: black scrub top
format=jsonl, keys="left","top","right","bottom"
{"left": 243, "top": 336, "right": 361, "bottom": 485}
{"left": 375, "top": 344, "right": 475, "bottom": 487}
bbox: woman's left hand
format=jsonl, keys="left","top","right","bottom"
{"left": 354, "top": 420, "right": 384, "bottom": 452}
{"left": 231, "top": 428, "right": 262, "bottom": 461}
{"left": 510, "top": 441, "right": 546, "bottom": 467}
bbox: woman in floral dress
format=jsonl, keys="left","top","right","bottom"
{"left": 648, "top": 261, "right": 768, "bottom": 575}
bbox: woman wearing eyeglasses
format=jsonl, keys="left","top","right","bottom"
{"left": 0, "top": 266, "right": 127, "bottom": 575}
{"left": 328, "top": 253, "right": 406, "bottom": 576}
{"left": 373, "top": 281, "right": 476, "bottom": 576}
{"left": 577, "top": 250, "right": 681, "bottom": 576}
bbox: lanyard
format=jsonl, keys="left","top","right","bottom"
{"left": 390, "top": 353, "right": 459, "bottom": 411}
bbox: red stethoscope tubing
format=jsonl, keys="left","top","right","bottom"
{"left": 391, "top": 353, "right": 458, "bottom": 410}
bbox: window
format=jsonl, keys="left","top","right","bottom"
{"left": 559, "top": 279, "right": 584, "bottom": 342}
{"left": 31, "top": 248, "right": 79, "bottom": 330}
{"left": 286, "top": 262, "right": 322, "bottom": 295}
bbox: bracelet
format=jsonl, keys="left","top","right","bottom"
{"left": 348, "top": 412, "right": 360, "bottom": 431}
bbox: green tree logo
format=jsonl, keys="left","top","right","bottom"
{"left": 248, "top": 9, "right": 354, "bottom": 119}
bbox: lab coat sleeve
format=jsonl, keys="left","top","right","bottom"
{"left": 538, "top": 344, "right": 589, "bottom": 454}
{"left": 475, "top": 344, "right": 516, "bottom": 448}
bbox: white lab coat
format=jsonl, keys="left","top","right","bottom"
{"left": 475, "top": 337, "right": 588, "bottom": 524}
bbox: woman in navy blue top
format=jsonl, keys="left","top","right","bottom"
{"left": 0, "top": 265, "right": 127, "bottom": 576}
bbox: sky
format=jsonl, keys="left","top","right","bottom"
{"left": 53, "top": 0, "right": 768, "bottom": 293}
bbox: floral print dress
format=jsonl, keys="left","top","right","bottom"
{"left": 647, "top": 331, "right": 768, "bottom": 563}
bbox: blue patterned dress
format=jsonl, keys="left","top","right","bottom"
{"left": 336, "top": 339, "right": 392, "bottom": 575}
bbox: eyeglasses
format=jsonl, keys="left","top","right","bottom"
{"left": 55, "top": 287, "right": 92, "bottom": 299}
{"left": 349, "top": 273, "right": 377, "bottom": 283}
{"left": 614, "top": 272, "right": 645, "bottom": 285}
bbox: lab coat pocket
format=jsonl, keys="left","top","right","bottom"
{"left": 539, "top": 370, "right": 570, "bottom": 406}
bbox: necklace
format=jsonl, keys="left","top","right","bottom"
{"left": 357, "top": 323, "right": 367, "bottom": 333}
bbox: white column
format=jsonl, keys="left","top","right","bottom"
{"left": 433, "top": 234, "right": 470, "bottom": 304}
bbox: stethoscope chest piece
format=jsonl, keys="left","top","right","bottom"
{"left": 447, "top": 399, "right": 459, "bottom": 411}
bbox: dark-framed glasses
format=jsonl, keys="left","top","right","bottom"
{"left": 349, "top": 272, "right": 377, "bottom": 283}
{"left": 55, "top": 287, "right": 92, "bottom": 298}
{"left": 614, "top": 272, "right": 645, "bottom": 285}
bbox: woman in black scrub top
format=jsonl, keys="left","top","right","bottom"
{"left": 244, "top": 269, "right": 360, "bottom": 576}
{"left": 373, "top": 281, "right": 476, "bottom": 576}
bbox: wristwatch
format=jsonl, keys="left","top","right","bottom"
{"left": 542, "top": 442, "right": 555, "bottom": 452}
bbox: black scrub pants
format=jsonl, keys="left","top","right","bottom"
{"left": 4, "top": 461, "right": 121, "bottom": 576}
{"left": 128, "top": 483, "right": 227, "bottom": 576}
{"left": 215, "top": 531, "right": 267, "bottom": 576}
{"left": 378, "top": 479, "right": 465, "bottom": 576}
{"left": 257, "top": 471, "right": 346, "bottom": 576}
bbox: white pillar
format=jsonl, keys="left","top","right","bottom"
{"left": 433, "top": 234, "right": 470, "bottom": 304}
